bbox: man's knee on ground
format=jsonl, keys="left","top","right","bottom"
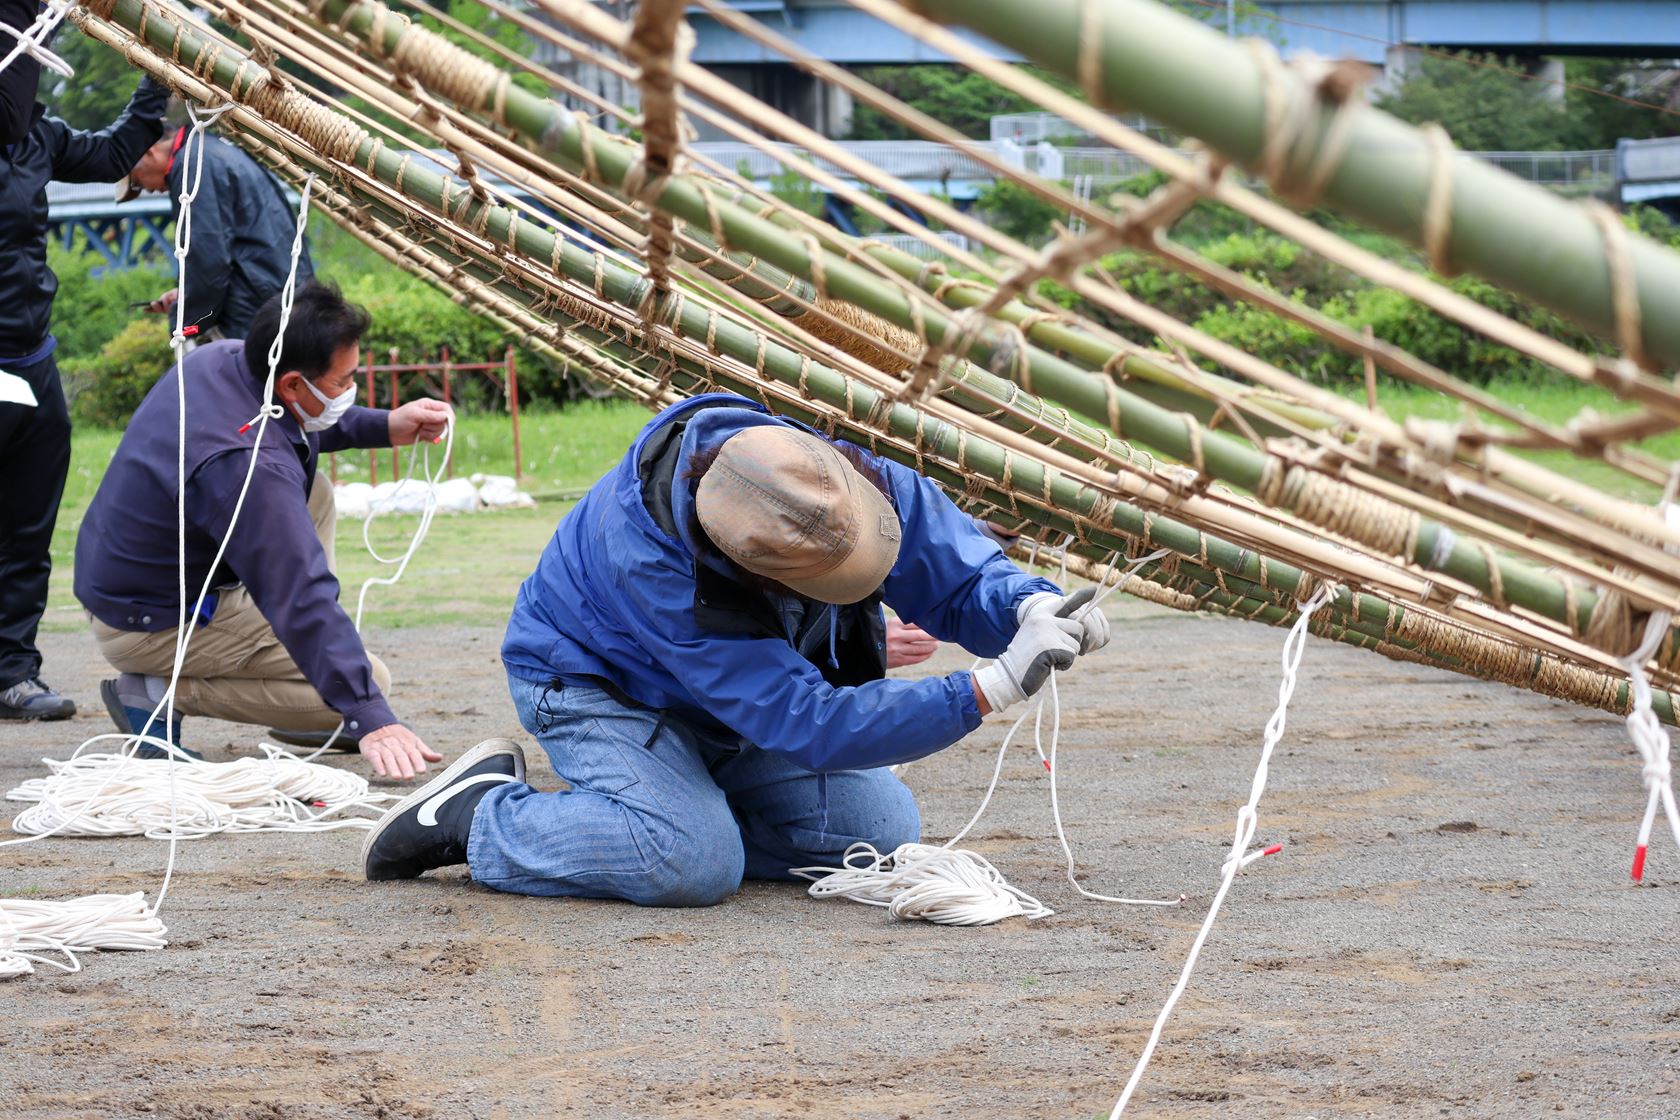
{"left": 806, "top": 773, "right": 922, "bottom": 858}
{"left": 858, "top": 775, "right": 921, "bottom": 852}
{"left": 625, "top": 815, "right": 746, "bottom": 908}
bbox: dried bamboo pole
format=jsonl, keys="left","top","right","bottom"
{"left": 1030, "top": 544, "right": 1678, "bottom": 725}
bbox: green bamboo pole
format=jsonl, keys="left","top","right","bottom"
{"left": 90, "top": 0, "right": 1670, "bottom": 657}
{"left": 293, "top": 0, "right": 1680, "bottom": 646}
{"left": 908, "top": 0, "right": 1680, "bottom": 372}
{"left": 93, "top": 3, "right": 1680, "bottom": 728}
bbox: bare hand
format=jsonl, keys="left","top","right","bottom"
{"left": 147, "top": 289, "right": 179, "bottom": 314}
{"left": 886, "top": 619, "right": 939, "bottom": 669}
{"left": 360, "top": 723, "right": 443, "bottom": 781}
{"left": 387, "top": 398, "right": 454, "bottom": 447}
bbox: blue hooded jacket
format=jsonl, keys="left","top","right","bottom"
{"left": 501, "top": 395, "right": 1060, "bottom": 772}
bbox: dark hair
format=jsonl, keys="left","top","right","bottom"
{"left": 244, "top": 280, "right": 371, "bottom": 381}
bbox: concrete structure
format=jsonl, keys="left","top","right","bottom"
{"left": 1618, "top": 134, "right": 1680, "bottom": 208}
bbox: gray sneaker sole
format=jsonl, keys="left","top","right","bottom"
{"left": 359, "top": 738, "right": 527, "bottom": 879}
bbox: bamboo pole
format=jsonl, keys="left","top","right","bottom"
{"left": 82, "top": 0, "right": 1680, "bottom": 701}
{"left": 907, "top": 0, "right": 1680, "bottom": 372}
{"left": 287, "top": 0, "right": 1680, "bottom": 647}
{"left": 1028, "top": 544, "right": 1679, "bottom": 726}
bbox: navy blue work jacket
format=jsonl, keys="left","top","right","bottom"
{"left": 0, "top": 77, "right": 166, "bottom": 358}
{"left": 502, "top": 395, "right": 1060, "bottom": 773}
{"left": 74, "top": 340, "right": 396, "bottom": 733}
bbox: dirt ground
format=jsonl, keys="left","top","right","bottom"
{"left": 4, "top": 607, "right": 1678, "bottom": 1119}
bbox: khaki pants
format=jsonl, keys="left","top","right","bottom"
{"left": 90, "top": 475, "right": 391, "bottom": 730}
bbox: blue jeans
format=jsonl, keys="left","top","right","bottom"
{"left": 466, "top": 675, "right": 922, "bottom": 906}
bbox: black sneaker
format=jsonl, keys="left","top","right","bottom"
{"left": 265, "top": 727, "right": 361, "bottom": 753}
{"left": 0, "top": 677, "right": 76, "bottom": 721}
{"left": 362, "top": 738, "right": 526, "bottom": 881}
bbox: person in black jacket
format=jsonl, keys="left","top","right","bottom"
{"left": 122, "top": 131, "right": 313, "bottom": 340}
{"left": 0, "top": 0, "right": 44, "bottom": 145}
{"left": 0, "top": 74, "right": 167, "bottom": 721}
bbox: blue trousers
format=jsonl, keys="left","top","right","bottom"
{"left": 466, "top": 675, "right": 922, "bottom": 906}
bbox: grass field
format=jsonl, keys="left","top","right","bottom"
{"left": 43, "top": 400, "right": 649, "bottom": 632}
{"left": 43, "top": 379, "right": 1674, "bottom": 634}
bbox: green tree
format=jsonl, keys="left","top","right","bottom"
{"left": 39, "top": 32, "right": 149, "bottom": 130}
{"left": 846, "top": 66, "right": 1075, "bottom": 140}
{"left": 1562, "top": 58, "right": 1679, "bottom": 148}
{"left": 1376, "top": 51, "right": 1583, "bottom": 151}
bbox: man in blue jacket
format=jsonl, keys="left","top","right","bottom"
{"left": 363, "top": 394, "right": 1110, "bottom": 904}
{"left": 76, "top": 282, "right": 450, "bottom": 782}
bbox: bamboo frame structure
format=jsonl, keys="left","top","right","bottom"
{"left": 62, "top": 0, "right": 1680, "bottom": 726}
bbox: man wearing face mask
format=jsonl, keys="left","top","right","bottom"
{"left": 73, "top": 282, "right": 450, "bottom": 782}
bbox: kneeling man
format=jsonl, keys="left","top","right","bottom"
{"left": 75, "top": 282, "right": 448, "bottom": 781}
{"left": 364, "top": 393, "right": 1109, "bottom": 901}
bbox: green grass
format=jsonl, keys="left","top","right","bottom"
{"left": 43, "top": 380, "right": 1680, "bottom": 635}
{"left": 1351, "top": 379, "right": 1680, "bottom": 503}
{"left": 45, "top": 400, "right": 650, "bottom": 632}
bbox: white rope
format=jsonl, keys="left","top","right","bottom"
{"left": 1618, "top": 505, "right": 1680, "bottom": 883}
{"left": 795, "top": 547, "right": 1182, "bottom": 924}
{"left": 1107, "top": 579, "right": 1337, "bottom": 1118}
{"left": 6, "top": 744, "right": 396, "bottom": 839}
{"left": 293, "top": 416, "right": 455, "bottom": 761}
{"left": 1, "top": 113, "right": 316, "bottom": 977}
{"left": 795, "top": 841, "right": 1052, "bottom": 924}
{"left": 0, "top": 894, "right": 167, "bottom": 979}
{"left": 0, "top": 0, "right": 75, "bottom": 79}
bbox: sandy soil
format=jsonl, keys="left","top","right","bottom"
{"left": 4, "top": 609, "right": 1678, "bottom": 1119}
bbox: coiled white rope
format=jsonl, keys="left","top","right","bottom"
{"left": 1, "top": 110, "right": 317, "bottom": 977}
{"left": 0, "top": 894, "right": 167, "bottom": 979}
{"left": 0, "top": 0, "right": 75, "bottom": 79}
{"left": 794, "top": 547, "right": 1183, "bottom": 924}
{"left": 1107, "top": 579, "right": 1336, "bottom": 1118}
{"left": 797, "top": 841, "right": 1053, "bottom": 924}
{"left": 6, "top": 744, "right": 396, "bottom": 839}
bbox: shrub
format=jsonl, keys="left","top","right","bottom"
{"left": 47, "top": 245, "right": 173, "bottom": 366}
{"left": 63, "top": 317, "right": 175, "bottom": 426}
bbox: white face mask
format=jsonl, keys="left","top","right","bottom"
{"left": 297, "top": 377, "right": 356, "bottom": 433}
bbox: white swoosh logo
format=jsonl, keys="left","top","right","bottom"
{"left": 417, "top": 772, "right": 517, "bottom": 826}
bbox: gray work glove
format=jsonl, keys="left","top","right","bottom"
{"left": 972, "top": 604, "right": 1084, "bottom": 714}
{"left": 1017, "top": 587, "right": 1110, "bottom": 654}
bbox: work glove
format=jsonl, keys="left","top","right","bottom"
{"left": 972, "top": 606, "right": 1084, "bottom": 714}
{"left": 1018, "top": 587, "right": 1110, "bottom": 654}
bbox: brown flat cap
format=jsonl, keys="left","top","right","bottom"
{"left": 695, "top": 426, "right": 901, "bottom": 604}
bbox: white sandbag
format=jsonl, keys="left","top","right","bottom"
{"left": 333, "top": 481, "right": 373, "bottom": 519}
{"left": 432, "top": 477, "right": 481, "bottom": 513}
{"left": 478, "top": 475, "right": 536, "bottom": 509}
{"left": 372, "top": 478, "right": 432, "bottom": 515}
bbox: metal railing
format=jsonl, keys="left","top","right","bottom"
{"left": 692, "top": 139, "right": 1004, "bottom": 183}
{"left": 693, "top": 138, "right": 1616, "bottom": 192}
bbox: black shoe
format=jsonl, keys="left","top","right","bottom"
{"left": 98, "top": 679, "right": 200, "bottom": 761}
{"left": 362, "top": 738, "right": 526, "bottom": 881}
{"left": 265, "top": 726, "right": 361, "bottom": 752}
{"left": 0, "top": 677, "right": 76, "bottom": 721}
